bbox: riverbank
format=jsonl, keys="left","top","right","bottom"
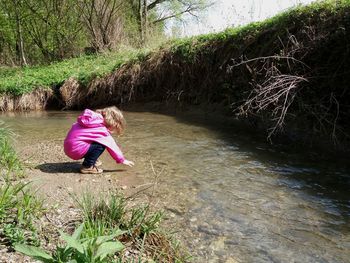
{"left": 0, "top": 123, "right": 191, "bottom": 262}
{"left": 1, "top": 0, "right": 350, "bottom": 150}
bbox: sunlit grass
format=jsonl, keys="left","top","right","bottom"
{"left": 0, "top": 181, "right": 44, "bottom": 246}
{"left": 167, "top": 0, "right": 350, "bottom": 59}
{"left": 0, "top": 49, "right": 150, "bottom": 96}
{"left": 75, "top": 192, "right": 189, "bottom": 262}
{"left": 1, "top": 0, "right": 348, "bottom": 98}
{"left": 0, "top": 123, "right": 23, "bottom": 177}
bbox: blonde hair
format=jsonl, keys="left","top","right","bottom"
{"left": 96, "top": 106, "right": 126, "bottom": 135}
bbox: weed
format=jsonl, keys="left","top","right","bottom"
{"left": 0, "top": 181, "right": 44, "bottom": 246}
{"left": 0, "top": 123, "right": 23, "bottom": 177}
{"left": 15, "top": 223, "right": 125, "bottom": 263}
{"left": 75, "top": 192, "right": 189, "bottom": 262}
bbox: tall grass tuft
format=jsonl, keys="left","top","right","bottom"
{"left": 0, "top": 122, "right": 23, "bottom": 178}
{"left": 76, "top": 192, "right": 190, "bottom": 262}
{"left": 77, "top": 193, "right": 163, "bottom": 238}
{"left": 0, "top": 181, "right": 44, "bottom": 246}
{"left": 0, "top": 125, "right": 44, "bottom": 247}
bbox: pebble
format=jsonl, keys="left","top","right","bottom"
{"left": 225, "top": 258, "right": 240, "bottom": 263}
{"left": 210, "top": 236, "right": 226, "bottom": 251}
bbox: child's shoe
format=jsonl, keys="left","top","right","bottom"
{"left": 80, "top": 165, "right": 103, "bottom": 174}
{"left": 95, "top": 159, "right": 102, "bottom": 167}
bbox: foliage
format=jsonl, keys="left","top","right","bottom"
{"left": 0, "top": 0, "right": 210, "bottom": 65}
{"left": 15, "top": 223, "right": 125, "bottom": 263}
{"left": 77, "top": 193, "right": 163, "bottom": 238}
{"left": 0, "top": 126, "right": 43, "bottom": 246}
{"left": 0, "top": 181, "right": 44, "bottom": 246}
{"left": 0, "top": 49, "right": 150, "bottom": 95}
{"left": 166, "top": 0, "right": 350, "bottom": 59}
{"left": 0, "top": 123, "right": 23, "bottom": 177}
{"left": 76, "top": 193, "right": 189, "bottom": 262}
{"left": 15, "top": 192, "right": 189, "bottom": 262}
{"left": 4, "top": 0, "right": 346, "bottom": 96}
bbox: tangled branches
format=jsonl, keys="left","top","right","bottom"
{"left": 227, "top": 49, "right": 309, "bottom": 139}
{"left": 239, "top": 72, "right": 308, "bottom": 139}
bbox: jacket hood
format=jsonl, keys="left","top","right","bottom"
{"left": 77, "top": 109, "right": 104, "bottom": 128}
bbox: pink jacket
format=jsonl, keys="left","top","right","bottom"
{"left": 64, "top": 109, "right": 125, "bottom": 163}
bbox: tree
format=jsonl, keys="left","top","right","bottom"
{"left": 0, "top": 0, "right": 86, "bottom": 64}
{"left": 21, "top": 0, "right": 84, "bottom": 61}
{"left": 129, "top": 0, "right": 210, "bottom": 44}
{"left": 77, "top": 0, "right": 127, "bottom": 51}
{"left": 151, "top": 0, "right": 209, "bottom": 24}
{"left": 0, "top": 0, "right": 28, "bottom": 65}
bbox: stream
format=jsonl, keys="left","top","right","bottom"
{"left": 0, "top": 110, "right": 349, "bottom": 263}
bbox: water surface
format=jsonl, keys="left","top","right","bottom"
{"left": 1, "top": 110, "right": 349, "bottom": 262}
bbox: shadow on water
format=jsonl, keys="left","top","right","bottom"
{"left": 127, "top": 104, "right": 350, "bottom": 219}
{"left": 190, "top": 111, "right": 350, "bottom": 217}
{"left": 36, "top": 162, "right": 126, "bottom": 174}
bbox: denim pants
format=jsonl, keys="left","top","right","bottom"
{"left": 82, "top": 142, "right": 106, "bottom": 167}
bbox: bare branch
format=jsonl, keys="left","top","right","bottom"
{"left": 229, "top": 55, "right": 310, "bottom": 70}
{"left": 147, "top": 0, "right": 167, "bottom": 11}
{"left": 153, "top": 4, "right": 197, "bottom": 24}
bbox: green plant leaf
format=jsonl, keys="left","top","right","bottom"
{"left": 95, "top": 234, "right": 116, "bottom": 246}
{"left": 94, "top": 229, "right": 126, "bottom": 246}
{"left": 95, "top": 241, "right": 124, "bottom": 260}
{"left": 72, "top": 223, "right": 85, "bottom": 240}
{"left": 15, "top": 244, "right": 53, "bottom": 262}
{"left": 60, "top": 231, "right": 84, "bottom": 254}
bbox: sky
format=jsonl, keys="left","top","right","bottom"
{"left": 168, "top": 0, "right": 317, "bottom": 36}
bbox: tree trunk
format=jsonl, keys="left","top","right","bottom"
{"left": 139, "top": 0, "right": 144, "bottom": 44}
{"left": 14, "top": 3, "right": 27, "bottom": 66}
{"left": 142, "top": 0, "right": 147, "bottom": 43}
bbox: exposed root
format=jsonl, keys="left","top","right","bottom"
{"left": 0, "top": 88, "right": 54, "bottom": 112}
{"left": 238, "top": 73, "right": 308, "bottom": 139}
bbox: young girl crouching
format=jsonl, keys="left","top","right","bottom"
{"left": 64, "top": 106, "right": 134, "bottom": 174}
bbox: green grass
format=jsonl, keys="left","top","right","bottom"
{"left": 0, "top": 123, "right": 23, "bottom": 177}
{"left": 0, "top": 49, "right": 150, "bottom": 96}
{"left": 2, "top": 0, "right": 348, "bottom": 97}
{"left": 74, "top": 192, "right": 188, "bottom": 262}
{"left": 0, "top": 126, "right": 44, "bottom": 246}
{"left": 15, "top": 223, "right": 125, "bottom": 263}
{"left": 0, "top": 127, "right": 189, "bottom": 262}
{"left": 78, "top": 193, "right": 163, "bottom": 238}
{"left": 15, "top": 192, "right": 190, "bottom": 262}
{"left": 166, "top": 0, "right": 350, "bottom": 59}
{"left": 0, "top": 181, "right": 44, "bottom": 246}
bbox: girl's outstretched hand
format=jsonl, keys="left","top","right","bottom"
{"left": 123, "top": 160, "right": 134, "bottom": 167}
